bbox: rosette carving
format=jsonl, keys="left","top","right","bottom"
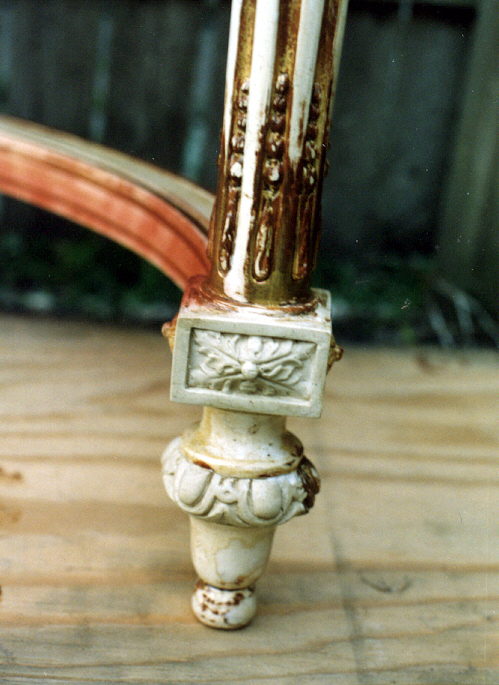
{"left": 188, "top": 330, "right": 315, "bottom": 398}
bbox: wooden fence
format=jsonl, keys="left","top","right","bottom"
{"left": 1, "top": 0, "right": 497, "bottom": 326}
{"left": 0, "top": 0, "right": 230, "bottom": 188}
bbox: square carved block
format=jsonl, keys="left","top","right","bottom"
{"left": 170, "top": 289, "right": 332, "bottom": 418}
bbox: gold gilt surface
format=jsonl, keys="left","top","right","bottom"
{"left": 208, "top": 0, "right": 342, "bottom": 305}
{"left": 0, "top": 314, "right": 497, "bottom": 683}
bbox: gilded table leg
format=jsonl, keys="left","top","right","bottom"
{"left": 163, "top": 0, "right": 347, "bottom": 629}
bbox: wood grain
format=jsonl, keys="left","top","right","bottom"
{"left": 0, "top": 314, "right": 498, "bottom": 683}
{"left": 0, "top": 115, "right": 212, "bottom": 290}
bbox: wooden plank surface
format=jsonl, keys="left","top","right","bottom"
{"left": 0, "top": 314, "right": 497, "bottom": 684}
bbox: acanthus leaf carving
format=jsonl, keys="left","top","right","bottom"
{"left": 218, "top": 81, "right": 248, "bottom": 275}
{"left": 162, "top": 438, "right": 320, "bottom": 528}
{"left": 188, "top": 330, "right": 315, "bottom": 399}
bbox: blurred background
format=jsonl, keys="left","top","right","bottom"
{"left": 0, "top": 0, "right": 497, "bottom": 346}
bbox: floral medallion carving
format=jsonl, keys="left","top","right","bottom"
{"left": 169, "top": 288, "right": 332, "bottom": 418}
{"left": 187, "top": 330, "right": 315, "bottom": 399}
{"left": 162, "top": 437, "right": 320, "bottom": 528}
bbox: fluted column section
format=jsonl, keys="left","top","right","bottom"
{"left": 207, "top": 0, "right": 348, "bottom": 305}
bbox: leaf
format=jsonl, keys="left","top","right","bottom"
{"left": 194, "top": 329, "right": 218, "bottom": 346}
{"left": 259, "top": 338, "right": 281, "bottom": 360}
{"left": 294, "top": 341, "right": 315, "bottom": 360}
{"left": 262, "top": 362, "right": 294, "bottom": 381}
{"left": 239, "top": 380, "right": 258, "bottom": 394}
{"left": 220, "top": 334, "right": 241, "bottom": 359}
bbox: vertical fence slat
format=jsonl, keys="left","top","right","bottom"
{"left": 105, "top": 1, "right": 203, "bottom": 175}
{"left": 322, "top": 3, "right": 473, "bottom": 256}
{"left": 181, "top": 0, "right": 230, "bottom": 189}
{"left": 7, "top": 0, "right": 99, "bottom": 135}
{"left": 437, "top": 0, "right": 499, "bottom": 318}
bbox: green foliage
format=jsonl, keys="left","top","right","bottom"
{"left": 313, "top": 254, "right": 430, "bottom": 344}
{"left": 6, "top": 203, "right": 494, "bottom": 347}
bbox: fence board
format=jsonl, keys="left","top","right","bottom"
{"left": 6, "top": 0, "right": 99, "bottom": 136}
{"left": 437, "top": 0, "right": 499, "bottom": 319}
{"left": 106, "top": 1, "right": 216, "bottom": 178}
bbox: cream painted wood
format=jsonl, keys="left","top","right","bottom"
{"left": 288, "top": 0, "right": 327, "bottom": 165}
{"left": 224, "top": 0, "right": 281, "bottom": 302}
{"left": 169, "top": 289, "right": 333, "bottom": 418}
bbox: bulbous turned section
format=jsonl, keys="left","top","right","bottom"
{"left": 190, "top": 520, "right": 274, "bottom": 628}
{"left": 161, "top": 408, "right": 320, "bottom": 628}
{"left": 162, "top": 409, "right": 320, "bottom": 528}
{"left": 190, "top": 518, "right": 276, "bottom": 589}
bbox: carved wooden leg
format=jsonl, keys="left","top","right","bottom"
{"left": 163, "top": 0, "right": 347, "bottom": 629}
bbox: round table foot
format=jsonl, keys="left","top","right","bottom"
{"left": 191, "top": 580, "right": 257, "bottom": 630}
